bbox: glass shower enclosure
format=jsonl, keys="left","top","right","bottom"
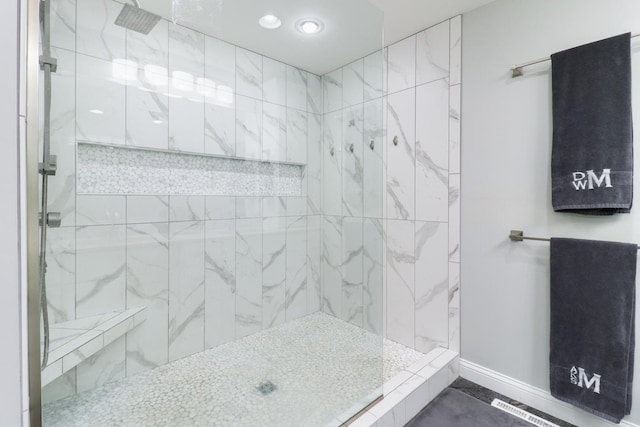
{"left": 36, "top": 0, "right": 385, "bottom": 425}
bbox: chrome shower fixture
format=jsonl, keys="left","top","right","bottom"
{"left": 115, "top": 0, "right": 161, "bottom": 35}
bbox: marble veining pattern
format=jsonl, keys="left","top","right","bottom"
{"left": 126, "top": 223, "right": 169, "bottom": 375}
{"left": 76, "top": 336, "right": 126, "bottom": 394}
{"left": 449, "top": 16, "right": 462, "bottom": 86}
{"left": 385, "top": 220, "right": 415, "bottom": 349}
{"left": 306, "top": 216, "right": 322, "bottom": 313}
{"left": 363, "top": 219, "right": 383, "bottom": 335}
{"left": 416, "top": 79, "right": 449, "bottom": 222}
{"left": 168, "top": 221, "right": 205, "bottom": 362}
{"left": 307, "top": 73, "right": 323, "bottom": 115}
{"left": 236, "top": 95, "right": 263, "bottom": 160}
{"left": 287, "top": 65, "right": 308, "bottom": 111}
{"left": 448, "top": 262, "right": 460, "bottom": 353}
{"left": 50, "top": 0, "right": 75, "bottom": 51}
{"left": 363, "top": 99, "right": 384, "bottom": 219}
{"left": 76, "top": 0, "right": 124, "bottom": 61}
{"left": 204, "top": 219, "right": 236, "bottom": 348}
{"left": 306, "top": 114, "right": 322, "bottom": 215}
{"left": 76, "top": 53, "right": 125, "bottom": 145}
{"left": 286, "top": 216, "right": 308, "bottom": 321}
{"left": 75, "top": 225, "right": 126, "bottom": 318}
{"left": 262, "top": 217, "right": 287, "bottom": 329}
{"left": 387, "top": 89, "right": 416, "bottom": 221}
{"left": 263, "top": 58, "right": 286, "bottom": 106}
{"left": 342, "top": 106, "right": 365, "bottom": 217}
{"left": 449, "top": 174, "right": 461, "bottom": 263}
{"left": 46, "top": 227, "right": 76, "bottom": 323}
{"left": 342, "top": 218, "right": 364, "bottom": 327}
{"left": 126, "top": 70, "right": 169, "bottom": 150}
{"left": 126, "top": 19, "right": 168, "bottom": 72}
{"left": 343, "top": 59, "right": 365, "bottom": 107}
{"left": 364, "top": 50, "right": 384, "bottom": 101}
{"left": 262, "top": 103, "right": 287, "bottom": 162}
{"left": 414, "top": 221, "right": 449, "bottom": 353}
{"left": 235, "top": 218, "right": 263, "bottom": 338}
{"left": 449, "top": 84, "right": 461, "bottom": 174}
{"left": 236, "top": 48, "right": 263, "bottom": 99}
{"left": 169, "top": 24, "right": 205, "bottom": 79}
{"left": 204, "top": 36, "right": 236, "bottom": 93}
{"left": 77, "top": 143, "right": 303, "bottom": 196}
{"left": 322, "top": 111, "right": 343, "bottom": 217}
{"left": 323, "top": 69, "right": 343, "bottom": 113}
{"left": 322, "top": 216, "right": 342, "bottom": 317}
{"left": 205, "top": 98, "right": 236, "bottom": 157}
{"left": 287, "top": 108, "right": 308, "bottom": 164}
{"left": 169, "top": 91, "right": 205, "bottom": 153}
{"left": 387, "top": 36, "right": 416, "bottom": 94}
{"left": 416, "top": 21, "right": 450, "bottom": 85}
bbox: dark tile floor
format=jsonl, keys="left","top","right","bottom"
{"left": 406, "top": 388, "right": 531, "bottom": 427}
{"left": 447, "top": 377, "right": 576, "bottom": 427}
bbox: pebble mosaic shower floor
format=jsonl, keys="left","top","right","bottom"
{"left": 42, "top": 312, "right": 426, "bottom": 427}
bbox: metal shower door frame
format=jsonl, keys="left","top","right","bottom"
{"left": 25, "top": 0, "right": 43, "bottom": 424}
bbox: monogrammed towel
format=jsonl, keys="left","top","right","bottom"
{"left": 550, "top": 238, "right": 636, "bottom": 423}
{"left": 551, "top": 33, "right": 633, "bottom": 215}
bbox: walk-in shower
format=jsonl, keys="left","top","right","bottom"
{"left": 32, "top": 0, "right": 465, "bottom": 424}
{"left": 36, "top": 0, "right": 389, "bottom": 425}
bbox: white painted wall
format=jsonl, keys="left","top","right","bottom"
{"left": 0, "top": 0, "right": 26, "bottom": 425}
{"left": 462, "top": 0, "right": 640, "bottom": 425}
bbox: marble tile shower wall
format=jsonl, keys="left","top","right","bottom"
{"left": 320, "top": 16, "right": 461, "bottom": 355}
{"left": 43, "top": 0, "right": 322, "bottom": 402}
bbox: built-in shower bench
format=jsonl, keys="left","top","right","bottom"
{"left": 41, "top": 307, "right": 146, "bottom": 387}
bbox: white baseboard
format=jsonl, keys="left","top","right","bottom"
{"left": 459, "top": 359, "right": 639, "bottom": 427}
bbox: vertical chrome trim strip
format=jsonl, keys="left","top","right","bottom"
{"left": 25, "top": 0, "right": 42, "bottom": 424}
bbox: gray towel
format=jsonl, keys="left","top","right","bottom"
{"left": 551, "top": 33, "right": 633, "bottom": 215}
{"left": 550, "top": 238, "right": 636, "bottom": 423}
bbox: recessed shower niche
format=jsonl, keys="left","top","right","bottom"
{"left": 77, "top": 142, "right": 305, "bottom": 196}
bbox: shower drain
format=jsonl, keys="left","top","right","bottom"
{"left": 256, "top": 380, "right": 277, "bottom": 395}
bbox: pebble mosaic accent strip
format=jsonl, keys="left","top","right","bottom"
{"left": 77, "top": 143, "right": 304, "bottom": 196}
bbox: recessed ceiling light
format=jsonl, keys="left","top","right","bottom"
{"left": 89, "top": 109, "right": 104, "bottom": 115}
{"left": 259, "top": 14, "right": 281, "bottom": 30}
{"left": 296, "top": 18, "right": 324, "bottom": 35}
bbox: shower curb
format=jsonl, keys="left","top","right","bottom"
{"left": 334, "top": 348, "right": 459, "bottom": 426}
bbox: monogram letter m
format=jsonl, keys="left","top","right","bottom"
{"left": 578, "top": 368, "right": 601, "bottom": 394}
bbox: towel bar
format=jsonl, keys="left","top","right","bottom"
{"left": 509, "top": 230, "right": 640, "bottom": 249}
{"left": 510, "top": 33, "right": 640, "bottom": 77}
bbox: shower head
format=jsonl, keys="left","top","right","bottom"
{"left": 115, "top": 1, "right": 161, "bottom": 35}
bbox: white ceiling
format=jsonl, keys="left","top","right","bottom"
{"left": 369, "top": 0, "right": 497, "bottom": 49}
{"left": 140, "top": 0, "right": 495, "bottom": 75}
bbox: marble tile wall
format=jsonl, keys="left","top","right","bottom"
{"left": 43, "top": 0, "right": 323, "bottom": 403}
{"left": 320, "top": 16, "right": 462, "bottom": 355}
